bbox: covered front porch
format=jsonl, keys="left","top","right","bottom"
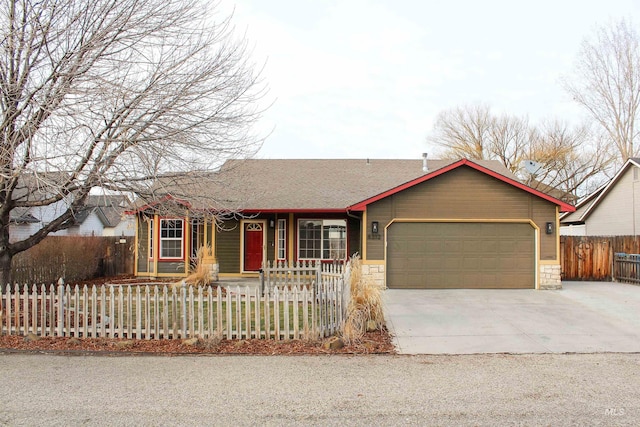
{"left": 133, "top": 211, "right": 361, "bottom": 280}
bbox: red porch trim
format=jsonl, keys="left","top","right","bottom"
{"left": 241, "top": 208, "right": 347, "bottom": 214}
{"left": 125, "top": 194, "right": 192, "bottom": 215}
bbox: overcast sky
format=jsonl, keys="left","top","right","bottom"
{"left": 225, "top": 0, "right": 640, "bottom": 160}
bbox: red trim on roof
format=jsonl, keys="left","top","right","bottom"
{"left": 347, "top": 159, "right": 576, "bottom": 213}
{"left": 126, "top": 203, "right": 347, "bottom": 216}
{"left": 125, "top": 194, "right": 192, "bottom": 215}
{"left": 241, "top": 209, "right": 347, "bottom": 214}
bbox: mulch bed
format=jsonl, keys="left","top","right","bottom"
{"left": 2, "top": 276, "right": 395, "bottom": 355}
{"left": 0, "top": 329, "right": 395, "bottom": 355}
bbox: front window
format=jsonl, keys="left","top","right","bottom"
{"left": 298, "top": 219, "right": 346, "bottom": 260}
{"left": 277, "top": 219, "right": 286, "bottom": 260}
{"left": 190, "top": 218, "right": 204, "bottom": 261}
{"left": 148, "top": 218, "right": 154, "bottom": 259}
{"left": 160, "top": 219, "right": 184, "bottom": 259}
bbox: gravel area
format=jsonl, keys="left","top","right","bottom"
{"left": 2, "top": 353, "right": 639, "bottom": 426}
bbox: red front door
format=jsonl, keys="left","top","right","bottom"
{"left": 244, "top": 222, "right": 264, "bottom": 271}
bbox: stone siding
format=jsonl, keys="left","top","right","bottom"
{"left": 361, "top": 263, "right": 386, "bottom": 288}
{"left": 539, "top": 264, "right": 561, "bottom": 290}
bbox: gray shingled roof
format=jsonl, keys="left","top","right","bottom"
{"left": 9, "top": 207, "right": 39, "bottom": 223}
{"left": 86, "top": 195, "right": 129, "bottom": 227}
{"left": 560, "top": 186, "right": 604, "bottom": 223}
{"left": 147, "top": 158, "right": 517, "bottom": 211}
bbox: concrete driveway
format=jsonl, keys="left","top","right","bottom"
{"left": 384, "top": 281, "right": 640, "bottom": 354}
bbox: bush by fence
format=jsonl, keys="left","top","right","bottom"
{"left": 11, "top": 236, "right": 134, "bottom": 284}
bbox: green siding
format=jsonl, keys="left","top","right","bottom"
{"left": 216, "top": 219, "right": 240, "bottom": 273}
{"left": 365, "top": 167, "right": 558, "bottom": 260}
{"left": 532, "top": 197, "right": 557, "bottom": 260}
{"left": 348, "top": 216, "right": 362, "bottom": 257}
{"left": 367, "top": 198, "right": 392, "bottom": 260}
{"left": 266, "top": 216, "right": 276, "bottom": 262}
{"left": 157, "top": 261, "right": 184, "bottom": 274}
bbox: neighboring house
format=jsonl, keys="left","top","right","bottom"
{"left": 9, "top": 193, "right": 135, "bottom": 240}
{"left": 128, "top": 158, "right": 575, "bottom": 290}
{"left": 560, "top": 158, "right": 640, "bottom": 236}
{"left": 9, "top": 208, "right": 42, "bottom": 242}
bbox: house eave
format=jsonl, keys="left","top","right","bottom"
{"left": 240, "top": 208, "right": 348, "bottom": 214}
{"left": 347, "top": 158, "right": 576, "bottom": 212}
{"left": 125, "top": 194, "right": 192, "bottom": 215}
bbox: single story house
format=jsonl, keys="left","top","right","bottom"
{"left": 560, "top": 158, "right": 640, "bottom": 236}
{"left": 10, "top": 182, "right": 135, "bottom": 241}
{"left": 128, "top": 158, "right": 575, "bottom": 289}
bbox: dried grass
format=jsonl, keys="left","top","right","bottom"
{"left": 341, "top": 254, "right": 384, "bottom": 344}
{"left": 197, "top": 334, "right": 222, "bottom": 350}
{"left": 179, "top": 244, "right": 213, "bottom": 287}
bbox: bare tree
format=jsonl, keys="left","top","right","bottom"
{"left": 0, "top": 0, "right": 266, "bottom": 287}
{"left": 563, "top": 18, "right": 640, "bottom": 161}
{"left": 527, "top": 120, "right": 613, "bottom": 200}
{"left": 427, "top": 104, "right": 612, "bottom": 201}
{"left": 487, "top": 114, "right": 531, "bottom": 174}
{"left": 428, "top": 104, "right": 493, "bottom": 160}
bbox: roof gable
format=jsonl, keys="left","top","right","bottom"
{"left": 560, "top": 158, "right": 640, "bottom": 223}
{"left": 347, "top": 159, "right": 576, "bottom": 212}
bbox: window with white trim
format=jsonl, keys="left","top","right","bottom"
{"left": 277, "top": 219, "right": 286, "bottom": 260}
{"left": 298, "top": 219, "right": 346, "bottom": 260}
{"left": 148, "top": 218, "right": 154, "bottom": 259}
{"left": 160, "top": 219, "right": 184, "bottom": 259}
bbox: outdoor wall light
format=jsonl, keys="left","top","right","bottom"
{"left": 545, "top": 222, "right": 554, "bottom": 234}
{"left": 371, "top": 221, "right": 379, "bottom": 234}
{"left": 269, "top": 219, "right": 275, "bottom": 228}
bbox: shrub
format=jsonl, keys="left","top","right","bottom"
{"left": 11, "top": 236, "right": 108, "bottom": 284}
{"left": 341, "top": 254, "right": 384, "bottom": 344}
{"left": 180, "top": 244, "right": 214, "bottom": 287}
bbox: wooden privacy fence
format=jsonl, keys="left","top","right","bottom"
{"left": 560, "top": 236, "right": 640, "bottom": 280}
{"left": 613, "top": 253, "right": 640, "bottom": 284}
{"left": 1, "top": 277, "right": 346, "bottom": 341}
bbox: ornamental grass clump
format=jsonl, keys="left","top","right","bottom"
{"left": 181, "top": 244, "right": 213, "bottom": 287}
{"left": 341, "top": 254, "right": 384, "bottom": 344}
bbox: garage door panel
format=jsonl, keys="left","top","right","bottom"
{"left": 443, "top": 240, "right": 463, "bottom": 253}
{"left": 387, "top": 222, "right": 534, "bottom": 289}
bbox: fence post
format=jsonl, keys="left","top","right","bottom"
{"left": 57, "top": 278, "right": 65, "bottom": 337}
{"left": 181, "top": 280, "right": 187, "bottom": 338}
{"left": 259, "top": 268, "right": 264, "bottom": 296}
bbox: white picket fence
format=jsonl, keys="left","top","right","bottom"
{"left": 260, "top": 260, "right": 344, "bottom": 294}
{"left": 1, "top": 272, "right": 347, "bottom": 341}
